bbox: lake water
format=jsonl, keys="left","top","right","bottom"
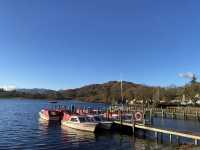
{"left": 0, "top": 99, "right": 200, "bottom": 150}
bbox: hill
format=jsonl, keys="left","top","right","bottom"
{"left": 1, "top": 80, "right": 200, "bottom": 105}
{"left": 59, "top": 81, "right": 152, "bottom": 103}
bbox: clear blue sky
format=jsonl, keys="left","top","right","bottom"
{"left": 0, "top": 0, "right": 200, "bottom": 89}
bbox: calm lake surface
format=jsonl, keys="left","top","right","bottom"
{"left": 0, "top": 99, "right": 200, "bottom": 150}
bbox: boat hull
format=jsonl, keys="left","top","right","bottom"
{"left": 62, "top": 120, "right": 98, "bottom": 132}
{"left": 99, "top": 122, "right": 113, "bottom": 130}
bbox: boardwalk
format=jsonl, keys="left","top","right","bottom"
{"left": 114, "top": 121, "right": 200, "bottom": 145}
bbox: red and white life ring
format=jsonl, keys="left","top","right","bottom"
{"left": 134, "top": 111, "right": 143, "bottom": 121}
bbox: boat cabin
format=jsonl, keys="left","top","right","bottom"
{"left": 69, "top": 116, "right": 94, "bottom": 123}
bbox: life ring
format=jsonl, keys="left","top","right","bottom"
{"left": 134, "top": 112, "right": 143, "bottom": 121}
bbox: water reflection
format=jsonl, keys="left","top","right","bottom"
{"left": 62, "top": 126, "right": 95, "bottom": 141}
{"left": 154, "top": 118, "right": 200, "bottom": 133}
{"left": 38, "top": 118, "right": 63, "bottom": 140}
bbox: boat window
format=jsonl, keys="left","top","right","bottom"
{"left": 94, "top": 116, "right": 102, "bottom": 121}
{"left": 70, "top": 118, "right": 78, "bottom": 122}
{"left": 79, "top": 117, "right": 86, "bottom": 123}
{"left": 79, "top": 117, "right": 92, "bottom": 122}
{"left": 87, "top": 117, "right": 95, "bottom": 122}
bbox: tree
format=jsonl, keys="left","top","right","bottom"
{"left": 191, "top": 75, "right": 197, "bottom": 84}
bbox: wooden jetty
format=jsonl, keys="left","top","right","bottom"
{"left": 110, "top": 105, "right": 200, "bottom": 121}
{"left": 114, "top": 121, "right": 200, "bottom": 145}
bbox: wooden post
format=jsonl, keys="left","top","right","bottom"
{"left": 161, "top": 109, "right": 164, "bottom": 119}
{"left": 155, "top": 132, "right": 158, "bottom": 142}
{"left": 70, "top": 104, "right": 72, "bottom": 112}
{"left": 120, "top": 110, "right": 122, "bottom": 125}
{"left": 150, "top": 109, "right": 153, "bottom": 125}
{"left": 176, "top": 136, "right": 180, "bottom": 144}
{"left": 169, "top": 134, "right": 172, "bottom": 144}
{"left": 160, "top": 133, "right": 163, "bottom": 143}
{"left": 132, "top": 120, "right": 135, "bottom": 135}
{"left": 143, "top": 130, "right": 146, "bottom": 139}
{"left": 195, "top": 139, "right": 198, "bottom": 145}
{"left": 143, "top": 111, "right": 145, "bottom": 125}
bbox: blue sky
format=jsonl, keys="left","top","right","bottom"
{"left": 0, "top": 0, "right": 200, "bottom": 89}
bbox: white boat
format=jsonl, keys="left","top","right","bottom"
{"left": 87, "top": 115, "right": 113, "bottom": 130}
{"left": 61, "top": 115, "right": 98, "bottom": 132}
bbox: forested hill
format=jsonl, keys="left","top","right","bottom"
{"left": 0, "top": 81, "right": 151, "bottom": 103}
{"left": 60, "top": 81, "right": 152, "bottom": 103}
{"left": 1, "top": 80, "right": 200, "bottom": 104}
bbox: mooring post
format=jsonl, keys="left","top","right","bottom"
{"left": 71, "top": 104, "right": 73, "bottom": 112}
{"left": 143, "top": 130, "right": 146, "bottom": 139}
{"left": 176, "top": 136, "right": 180, "bottom": 145}
{"left": 120, "top": 110, "right": 122, "bottom": 125}
{"left": 155, "top": 132, "right": 158, "bottom": 142}
{"left": 160, "top": 133, "right": 163, "bottom": 143}
{"left": 169, "top": 134, "right": 172, "bottom": 144}
{"left": 195, "top": 139, "right": 198, "bottom": 145}
{"left": 161, "top": 109, "right": 164, "bottom": 119}
{"left": 132, "top": 120, "right": 135, "bottom": 135}
{"left": 149, "top": 108, "right": 153, "bottom": 125}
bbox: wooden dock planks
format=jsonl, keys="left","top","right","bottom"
{"left": 114, "top": 121, "right": 200, "bottom": 145}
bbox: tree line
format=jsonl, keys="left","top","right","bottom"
{"left": 0, "top": 79, "right": 200, "bottom": 106}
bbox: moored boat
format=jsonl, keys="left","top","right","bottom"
{"left": 61, "top": 115, "right": 98, "bottom": 132}
{"left": 87, "top": 114, "right": 113, "bottom": 130}
{"left": 39, "top": 109, "right": 61, "bottom": 121}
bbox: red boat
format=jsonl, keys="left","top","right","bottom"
{"left": 39, "top": 109, "right": 62, "bottom": 121}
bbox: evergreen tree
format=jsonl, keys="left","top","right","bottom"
{"left": 191, "top": 75, "right": 197, "bottom": 84}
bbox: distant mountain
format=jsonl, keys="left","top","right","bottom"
{"left": 16, "top": 88, "right": 55, "bottom": 94}
{"left": 6, "top": 88, "right": 59, "bottom": 100}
